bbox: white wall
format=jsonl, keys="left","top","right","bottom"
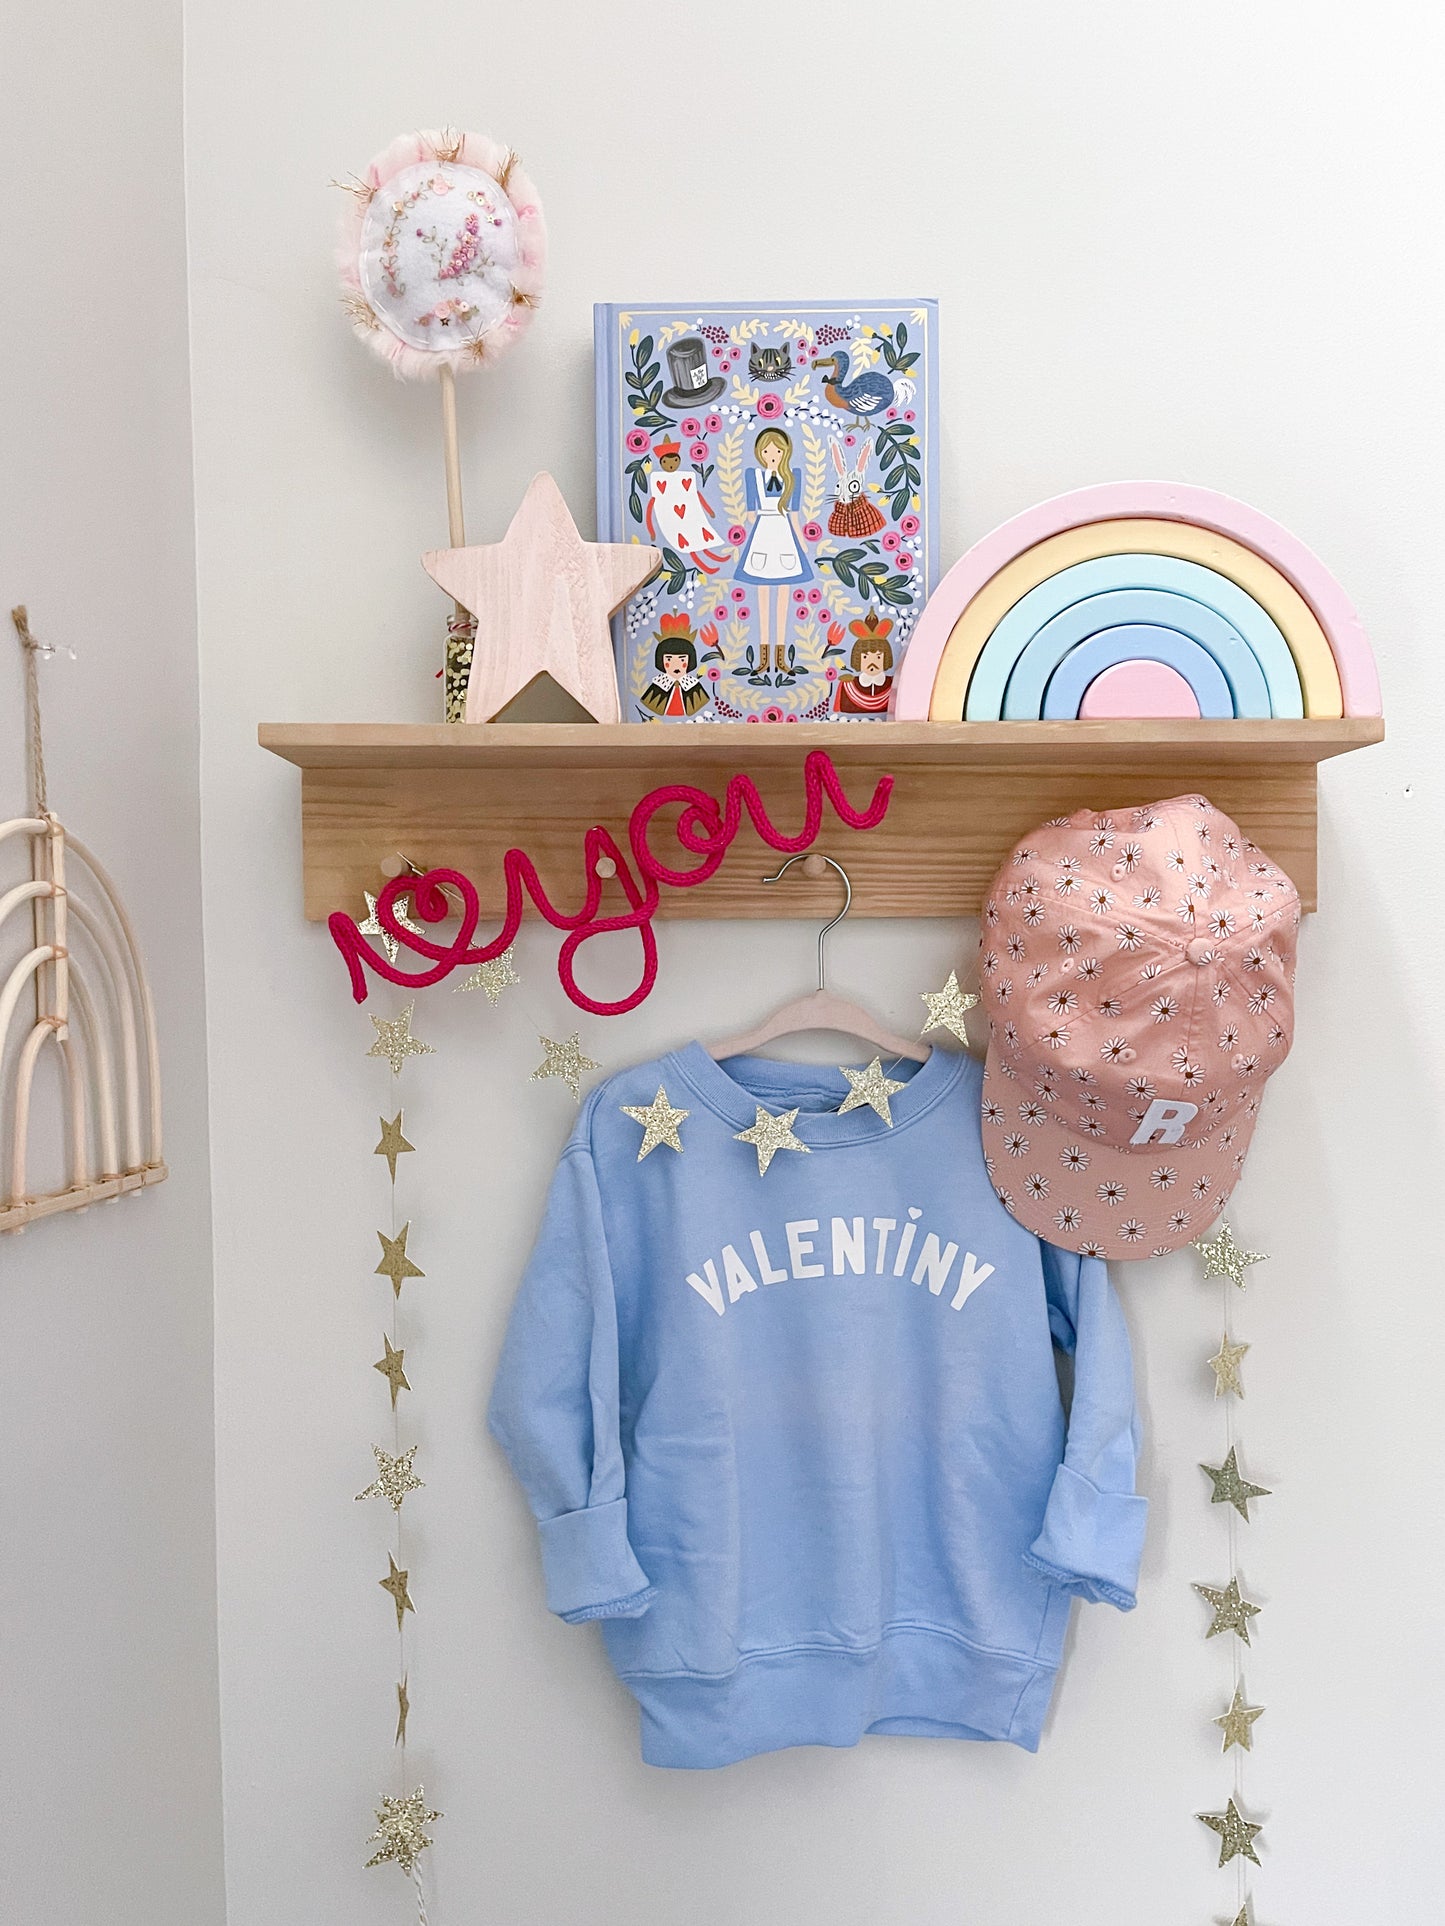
{"left": 186, "top": 3, "right": 1445, "bottom": 1922}
{"left": 0, "top": 3, "right": 225, "bottom": 1922}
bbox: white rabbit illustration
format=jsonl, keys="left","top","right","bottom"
{"left": 827, "top": 438, "right": 886, "bottom": 538}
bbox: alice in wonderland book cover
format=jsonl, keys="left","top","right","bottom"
{"left": 594, "top": 300, "right": 939, "bottom": 723}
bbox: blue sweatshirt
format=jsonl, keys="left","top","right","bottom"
{"left": 488, "top": 1043, "right": 1146, "bottom": 1769}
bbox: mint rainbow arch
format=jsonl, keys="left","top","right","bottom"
{"left": 891, "top": 482, "right": 1380, "bottom": 721}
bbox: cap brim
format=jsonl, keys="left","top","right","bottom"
{"left": 980, "top": 1048, "right": 1256, "bottom": 1260}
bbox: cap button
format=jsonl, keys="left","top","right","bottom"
{"left": 1186, "top": 937, "right": 1212, "bottom": 964}
{"left": 1110, "top": 861, "right": 1127, "bottom": 880}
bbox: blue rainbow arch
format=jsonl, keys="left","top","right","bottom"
{"left": 1040, "top": 626, "right": 1233, "bottom": 718}
{"left": 971, "top": 557, "right": 1301, "bottom": 720}
{"left": 998, "top": 580, "right": 1279, "bottom": 719}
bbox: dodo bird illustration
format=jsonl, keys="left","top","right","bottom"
{"left": 812, "top": 349, "right": 914, "bottom": 426}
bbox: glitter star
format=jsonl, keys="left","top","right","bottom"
{"left": 1207, "top": 1334, "right": 1249, "bottom": 1398}
{"left": 735, "top": 1105, "right": 810, "bottom": 1177}
{"left": 530, "top": 1033, "right": 600, "bottom": 1101}
{"left": 1193, "top": 1575, "right": 1262, "bottom": 1644}
{"left": 920, "top": 970, "right": 979, "bottom": 1044}
{"left": 360, "top": 891, "right": 424, "bottom": 966}
{"left": 455, "top": 945, "right": 520, "bottom": 1004}
{"left": 1193, "top": 1220, "right": 1266, "bottom": 1289}
{"left": 620, "top": 1085, "right": 690, "bottom": 1160}
{"left": 837, "top": 1057, "right": 908, "bottom": 1126}
{"left": 395, "top": 1676, "right": 410, "bottom": 1747}
{"left": 356, "top": 1443, "right": 424, "bottom": 1512}
{"left": 375, "top": 1223, "right": 424, "bottom": 1298}
{"left": 379, "top": 1553, "right": 415, "bottom": 1630}
{"left": 365, "top": 1786, "right": 441, "bottom": 1873}
{"left": 367, "top": 1004, "right": 434, "bottom": 1077}
{"left": 374, "top": 1333, "right": 411, "bottom": 1409}
{"left": 1214, "top": 1681, "right": 1265, "bottom": 1753}
{"left": 1196, "top": 1795, "right": 1263, "bottom": 1868}
{"left": 1200, "top": 1446, "right": 1272, "bottom": 1522}
{"left": 374, "top": 1111, "right": 415, "bottom": 1183}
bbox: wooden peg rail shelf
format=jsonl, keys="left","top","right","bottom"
{"left": 259, "top": 719, "right": 1383, "bottom": 923}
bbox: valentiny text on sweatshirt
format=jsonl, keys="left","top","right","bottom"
{"left": 488, "top": 1043, "right": 1146, "bottom": 1769}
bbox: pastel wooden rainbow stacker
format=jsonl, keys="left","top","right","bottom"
{"left": 892, "top": 481, "right": 1381, "bottom": 721}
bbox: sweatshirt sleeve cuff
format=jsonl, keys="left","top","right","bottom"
{"left": 1025, "top": 1462, "right": 1147, "bottom": 1612}
{"left": 537, "top": 1496, "right": 655, "bottom": 1622}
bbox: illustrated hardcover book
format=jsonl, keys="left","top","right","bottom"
{"left": 594, "top": 300, "right": 939, "bottom": 723}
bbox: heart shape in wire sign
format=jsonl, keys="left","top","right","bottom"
{"left": 328, "top": 748, "right": 895, "bottom": 1016}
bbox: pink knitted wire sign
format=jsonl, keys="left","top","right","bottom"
{"left": 329, "top": 749, "right": 894, "bottom": 1016}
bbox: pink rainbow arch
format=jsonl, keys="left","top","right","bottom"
{"left": 892, "top": 481, "right": 1381, "bottom": 719}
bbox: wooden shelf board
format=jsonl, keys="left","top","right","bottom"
{"left": 259, "top": 719, "right": 1383, "bottom": 923}
{"left": 262, "top": 718, "right": 1381, "bottom": 770}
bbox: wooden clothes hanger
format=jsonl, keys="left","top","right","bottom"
{"left": 707, "top": 855, "right": 929, "bottom": 1063}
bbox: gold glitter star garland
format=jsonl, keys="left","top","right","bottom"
{"left": 1191, "top": 1218, "right": 1271, "bottom": 1921}
{"left": 359, "top": 1011, "right": 440, "bottom": 1893}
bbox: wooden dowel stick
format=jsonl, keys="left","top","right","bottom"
{"left": 438, "top": 364, "right": 476, "bottom": 721}
{"left": 439, "top": 365, "right": 466, "bottom": 547}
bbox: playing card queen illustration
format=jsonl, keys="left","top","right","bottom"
{"left": 594, "top": 301, "right": 939, "bottom": 723}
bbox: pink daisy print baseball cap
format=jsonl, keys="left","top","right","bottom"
{"left": 976, "top": 795, "right": 1299, "bottom": 1260}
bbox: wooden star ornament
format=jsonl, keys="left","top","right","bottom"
{"left": 422, "top": 471, "right": 660, "bottom": 723}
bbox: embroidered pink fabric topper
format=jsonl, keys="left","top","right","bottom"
{"left": 339, "top": 128, "right": 546, "bottom": 379}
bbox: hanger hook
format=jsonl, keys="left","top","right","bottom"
{"left": 760, "top": 854, "right": 851, "bottom": 990}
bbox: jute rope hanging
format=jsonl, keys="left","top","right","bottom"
{"left": 13, "top": 605, "right": 50, "bottom": 815}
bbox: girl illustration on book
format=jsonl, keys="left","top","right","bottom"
{"left": 638, "top": 612, "right": 712, "bottom": 719}
{"left": 734, "top": 426, "right": 813, "bottom": 685}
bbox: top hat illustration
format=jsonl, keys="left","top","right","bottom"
{"left": 662, "top": 336, "right": 725, "bottom": 408}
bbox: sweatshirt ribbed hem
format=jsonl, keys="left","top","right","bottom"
{"left": 619, "top": 1624, "right": 1060, "bottom": 1769}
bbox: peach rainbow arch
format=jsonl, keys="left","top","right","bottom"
{"left": 891, "top": 482, "right": 1380, "bottom": 721}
